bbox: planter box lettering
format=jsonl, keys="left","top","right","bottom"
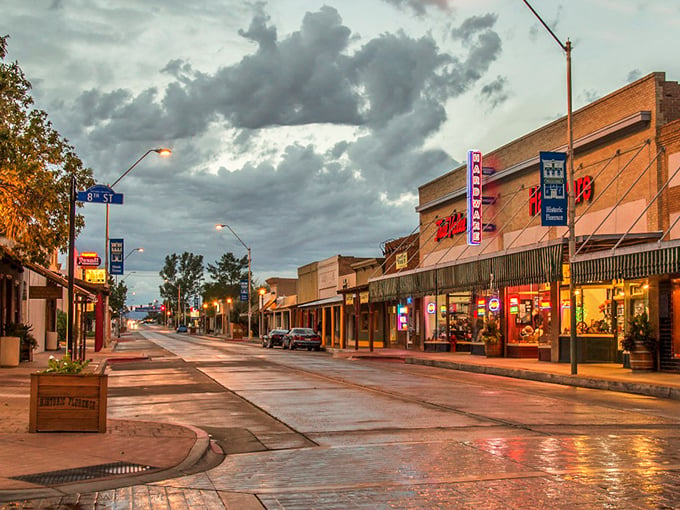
{"left": 29, "top": 373, "right": 107, "bottom": 433}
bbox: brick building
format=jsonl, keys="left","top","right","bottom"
{"left": 369, "top": 72, "right": 680, "bottom": 371}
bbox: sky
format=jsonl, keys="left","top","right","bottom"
{"left": 3, "top": 0, "right": 679, "bottom": 306}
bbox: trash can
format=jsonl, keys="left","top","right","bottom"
{"left": 0, "top": 336, "right": 20, "bottom": 367}
{"left": 46, "top": 331, "right": 58, "bottom": 351}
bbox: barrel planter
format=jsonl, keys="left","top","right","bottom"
{"left": 629, "top": 345, "right": 655, "bottom": 372}
{"left": 29, "top": 373, "right": 108, "bottom": 433}
{"left": 485, "top": 342, "right": 502, "bottom": 358}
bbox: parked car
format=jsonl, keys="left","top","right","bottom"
{"left": 262, "top": 329, "right": 289, "bottom": 348}
{"left": 176, "top": 324, "right": 188, "bottom": 333}
{"left": 283, "top": 328, "right": 322, "bottom": 351}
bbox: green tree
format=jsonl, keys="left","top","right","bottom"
{"left": 109, "top": 276, "right": 128, "bottom": 318}
{"left": 0, "top": 36, "right": 94, "bottom": 264}
{"left": 159, "top": 252, "right": 204, "bottom": 322}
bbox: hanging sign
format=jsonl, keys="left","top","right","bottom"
{"left": 467, "top": 150, "right": 483, "bottom": 245}
{"left": 539, "top": 151, "right": 567, "bottom": 226}
{"left": 109, "top": 238, "right": 124, "bottom": 276}
{"left": 77, "top": 252, "right": 101, "bottom": 267}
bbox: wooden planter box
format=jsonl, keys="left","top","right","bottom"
{"left": 29, "top": 373, "right": 108, "bottom": 433}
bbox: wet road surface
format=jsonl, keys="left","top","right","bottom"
{"left": 11, "top": 328, "right": 680, "bottom": 509}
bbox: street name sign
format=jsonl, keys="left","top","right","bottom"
{"left": 76, "top": 184, "right": 124, "bottom": 204}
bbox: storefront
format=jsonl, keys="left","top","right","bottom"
{"left": 369, "top": 73, "right": 680, "bottom": 372}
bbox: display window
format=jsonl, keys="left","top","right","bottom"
{"left": 506, "top": 284, "right": 551, "bottom": 345}
{"left": 560, "top": 280, "right": 648, "bottom": 341}
{"left": 424, "top": 293, "right": 473, "bottom": 341}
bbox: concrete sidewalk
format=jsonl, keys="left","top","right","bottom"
{"left": 327, "top": 347, "right": 680, "bottom": 400}
{"left": 0, "top": 339, "right": 214, "bottom": 503}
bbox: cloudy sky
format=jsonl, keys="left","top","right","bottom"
{"left": 3, "top": 0, "right": 679, "bottom": 305}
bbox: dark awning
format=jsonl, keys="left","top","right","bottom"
{"left": 369, "top": 241, "right": 563, "bottom": 302}
{"left": 572, "top": 239, "right": 680, "bottom": 283}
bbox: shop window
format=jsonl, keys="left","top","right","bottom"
{"left": 360, "top": 312, "right": 369, "bottom": 332}
{"left": 506, "top": 284, "right": 550, "bottom": 345}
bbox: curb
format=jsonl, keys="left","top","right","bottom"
{"left": 407, "top": 358, "right": 680, "bottom": 401}
{"left": 0, "top": 423, "right": 214, "bottom": 502}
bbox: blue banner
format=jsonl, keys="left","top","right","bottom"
{"left": 239, "top": 278, "right": 249, "bottom": 302}
{"left": 539, "top": 151, "right": 568, "bottom": 226}
{"left": 109, "top": 238, "right": 124, "bottom": 276}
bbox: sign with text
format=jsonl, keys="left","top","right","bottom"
{"left": 109, "top": 238, "right": 124, "bottom": 276}
{"left": 76, "top": 184, "right": 124, "bottom": 204}
{"left": 395, "top": 252, "right": 408, "bottom": 270}
{"left": 539, "top": 151, "right": 567, "bottom": 226}
{"left": 240, "top": 278, "right": 248, "bottom": 302}
{"left": 77, "top": 252, "right": 101, "bottom": 267}
{"left": 466, "top": 150, "right": 483, "bottom": 245}
{"left": 85, "top": 268, "right": 106, "bottom": 284}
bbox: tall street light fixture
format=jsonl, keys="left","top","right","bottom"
{"left": 215, "top": 224, "right": 252, "bottom": 340}
{"left": 124, "top": 247, "right": 144, "bottom": 262}
{"left": 105, "top": 149, "right": 170, "bottom": 280}
{"left": 226, "top": 297, "right": 233, "bottom": 339}
{"left": 259, "top": 288, "right": 266, "bottom": 338}
{"left": 522, "top": 0, "right": 578, "bottom": 374}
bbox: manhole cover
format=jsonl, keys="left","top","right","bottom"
{"left": 11, "top": 461, "right": 157, "bottom": 485}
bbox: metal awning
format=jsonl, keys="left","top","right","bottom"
{"left": 369, "top": 241, "right": 564, "bottom": 302}
{"left": 572, "top": 239, "right": 680, "bottom": 283}
{"left": 297, "top": 295, "right": 343, "bottom": 309}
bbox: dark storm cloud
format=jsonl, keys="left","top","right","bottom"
{"left": 58, "top": 4, "right": 502, "bottom": 286}
{"left": 479, "top": 76, "right": 509, "bottom": 109}
{"left": 380, "top": 0, "right": 451, "bottom": 16}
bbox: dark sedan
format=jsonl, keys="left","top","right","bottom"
{"left": 283, "top": 328, "right": 322, "bottom": 351}
{"left": 262, "top": 329, "right": 289, "bottom": 348}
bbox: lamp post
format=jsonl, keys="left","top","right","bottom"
{"left": 105, "top": 149, "right": 170, "bottom": 279}
{"left": 226, "top": 297, "right": 233, "bottom": 339}
{"left": 522, "top": 0, "right": 577, "bottom": 374}
{"left": 104, "top": 149, "right": 170, "bottom": 346}
{"left": 124, "top": 247, "right": 144, "bottom": 262}
{"left": 215, "top": 224, "right": 252, "bottom": 340}
{"left": 259, "top": 288, "right": 266, "bottom": 338}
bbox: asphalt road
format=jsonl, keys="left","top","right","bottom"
{"left": 15, "top": 327, "right": 680, "bottom": 509}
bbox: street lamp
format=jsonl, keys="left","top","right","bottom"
{"left": 259, "top": 288, "right": 266, "bottom": 338}
{"left": 226, "top": 297, "right": 233, "bottom": 339}
{"left": 105, "top": 149, "right": 170, "bottom": 278}
{"left": 215, "top": 224, "right": 252, "bottom": 340}
{"left": 104, "top": 149, "right": 170, "bottom": 346}
{"left": 124, "top": 247, "right": 144, "bottom": 262}
{"left": 522, "top": 0, "right": 578, "bottom": 374}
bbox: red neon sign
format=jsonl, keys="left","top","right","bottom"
{"left": 530, "top": 175, "right": 594, "bottom": 216}
{"left": 435, "top": 212, "right": 466, "bottom": 242}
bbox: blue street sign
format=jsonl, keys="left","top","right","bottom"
{"left": 539, "top": 151, "right": 568, "bottom": 226}
{"left": 77, "top": 184, "right": 124, "bottom": 204}
{"left": 109, "top": 238, "right": 124, "bottom": 276}
{"left": 239, "top": 278, "right": 248, "bottom": 302}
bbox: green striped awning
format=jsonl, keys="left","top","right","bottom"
{"left": 369, "top": 243, "right": 563, "bottom": 302}
{"left": 572, "top": 241, "right": 680, "bottom": 283}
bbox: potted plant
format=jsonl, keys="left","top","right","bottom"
{"left": 620, "top": 312, "right": 657, "bottom": 372}
{"left": 5, "top": 322, "right": 38, "bottom": 362}
{"left": 29, "top": 353, "right": 108, "bottom": 433}
{"left": 482, "top": 317, "right": 502, "bottom": 357}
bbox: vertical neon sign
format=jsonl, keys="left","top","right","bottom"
{"left": 467, "top": 150, "right": 483, "bottom": 245}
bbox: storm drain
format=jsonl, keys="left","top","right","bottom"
{"left": 11, "top": 461, "right": 158, "bottom": 485}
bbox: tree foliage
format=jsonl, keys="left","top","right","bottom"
{"left": 0, "top": 36, "right": 94, "bottom": 264}
{"left": 109, "top": 276, "right": 128, "bottom": 319}
{"left": 158, "top": 252, "right": 204, "bottom": 312}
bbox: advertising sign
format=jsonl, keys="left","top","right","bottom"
{"left": 109, "top": 238, "right": 124, "bottom": 276}
{"left": 397, "top": 304, "right": 409, "bottom": 331}
{"left": 395, "top": 252, "right": 408, "bottom": 269}
{"left": 239, "top": 278, "right": 248, "bottom": 302}
{"left": 539, "top": 151, "right": 567, "bottom": 226}
{"left": 77, "top": 252, "right": 101, "bottom": 267}
{"left": 466, "top": 150, "right": 483, "bottom": 245}
{"left": 85, "top": 268, "right": 107, "bottom": 284}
